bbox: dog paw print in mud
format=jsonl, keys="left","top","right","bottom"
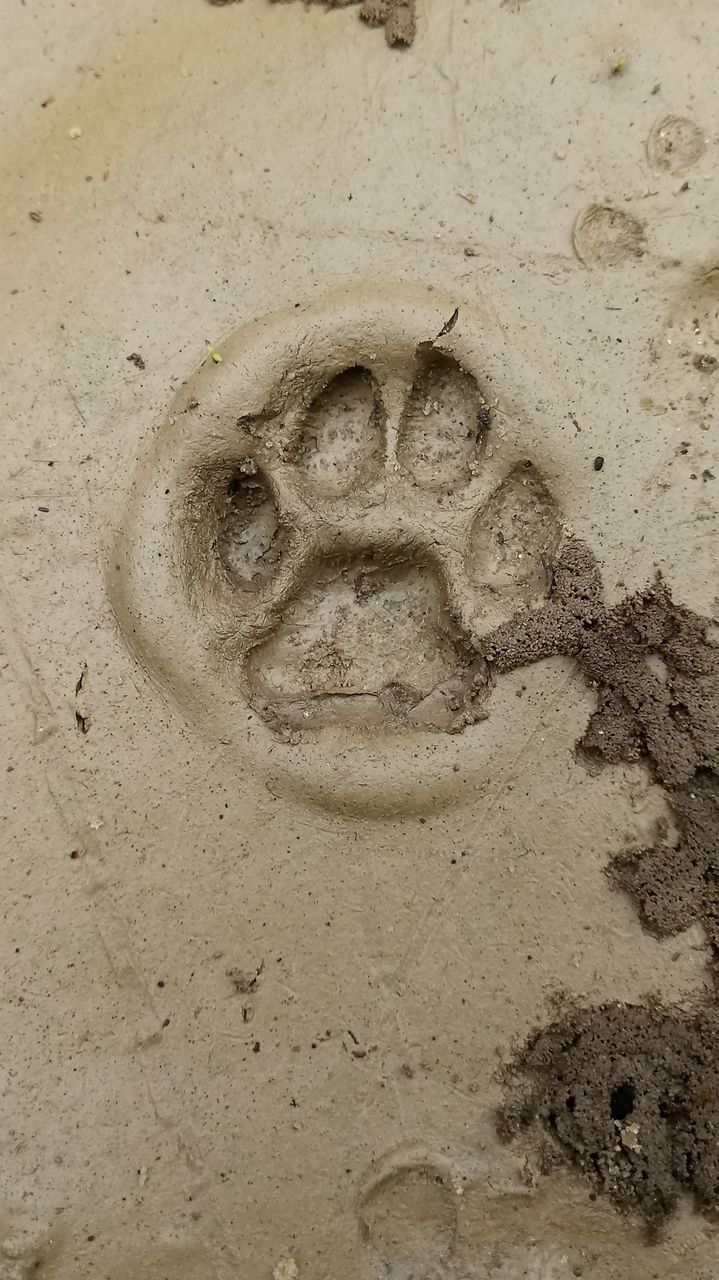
{"left": 203, "top": 343, "right": 562, "bottom": 736}
{"left": 112, "top": 286, "right": 577, "bottom": 806}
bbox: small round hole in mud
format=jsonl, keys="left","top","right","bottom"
{"left": 610, "top": 1082, "right": 636, "bottom": 1121}
{"left": 216, "top": 461, "right": 284, "bottom": 590}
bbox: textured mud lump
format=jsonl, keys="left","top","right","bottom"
{"left": 485, "top": 550, "right": 719, "bottom": 966}
{"left": 610, "top": 771, "right": 719, "bottom": 956}
{"left": 577, "top": 584, "right": 719, "bottom": 968}
{"left": 359, "top": 0, "right": 416, "bottom": 45}
{"left": 489, "top": 551, "right": 719, "bottom": 1229}
{"left": 499, "top": 1002, "right": 719, "bottom": 1231}
{"left": 266, "top": 0, "right": 416, "bottom": 46}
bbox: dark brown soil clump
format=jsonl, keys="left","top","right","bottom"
{"left": 610, "top": 772, "right": 719, "bottom": 959}
{"left": 355, "top": 0, "right": 415, "bottom": 45}
{"left": 209, "top": 0, "right": 416, "bottom": 46}
{"left": 486, "top": 539, "right": 719, "bottom": 1228}
{"left": 499, "top": 1001, "right": 719, "bottom": 1232}
{"left": 484, "top": 539, "right": 719, "bottom": 970}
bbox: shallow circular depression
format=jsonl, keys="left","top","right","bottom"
{"left": 359, "top": 1165, "right": 458, "bottom": 1278}
{"left": 466, "top": 462, "right": 562, "bottom": 630}
{"left": 397, "top": 348, "right": 491, "bottom": 492}
{"left": 572, "top": 203, "right": 646, "bottom": 268}
{"left": 292, "top": 365, "right": 385, "bottom": 496}
{"left": 215, "top": 459, "right": 287, "bottom": 590}
{"left": 646, "top": 114, "right": 706, "bottom": 174}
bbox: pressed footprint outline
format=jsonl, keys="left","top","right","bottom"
{"left": 356, "top": 1151, "right": 672, "bottom": 1279}
{"left": 359, "top": 1160, "right": 459, "bottom": 1280}
{"left": 183, "top": 343, "right": 566, "bottom": 735}
{"left": 111, "top": 284, "right": 583, "bottom": 808}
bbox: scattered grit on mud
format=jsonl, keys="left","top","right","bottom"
{"left": 482, "top": 539, "right": 719, "bottom": 1230}
{"left": 207, "top": 0, "right": 416, "bottom": 47}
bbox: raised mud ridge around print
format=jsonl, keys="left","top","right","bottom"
{"left": 110, "top": 282, "right": 575, "bottom": 820}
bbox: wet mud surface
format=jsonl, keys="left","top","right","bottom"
{"left": 5, "top": 0, "right": 719, "bottom": 1270}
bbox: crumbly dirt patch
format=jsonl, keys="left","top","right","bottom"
{"left": 483, "top": 539, "right": 719, "bottom": 970}
{"left": 485, "top": 539, "right": 719, "bottom": 1228}
{"left": 498, "top": 1001, "right": 719, "bottom": 1233}
{"left": 207, "top": 0, "right": 417, "bottom": 46}
{"left": 610, "top": 772, "right": 719, "bottom": 960}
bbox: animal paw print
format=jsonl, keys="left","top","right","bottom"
{"left": 112, "top": 287, "right": 570, "bottom": 807}
{"left": 191, "top": 350, "right": 562, "bottom": 735}
{"left": 358, "top": 1151, "right": 609, "bottom": 1279}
